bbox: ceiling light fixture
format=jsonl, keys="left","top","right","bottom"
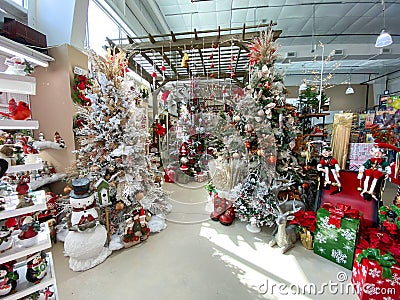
{"left": 345, "top": 86, "right": 354, "bottom": 95}
{"left": 345, "top": 71, "right": 354, "bottom": 95}
{"left": 375, "top": 0, "right": 392, "bottom": 48}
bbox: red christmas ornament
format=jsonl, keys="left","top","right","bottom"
{"left": 302, "top": 182, "right": 310, "bottom": 190}
{"left": 228, "top": 64, "right": 233, "bottom": 70}
{"left": 210, "top": 63, "right": 214, "bottom": 69}
{"left": 267, "top": 155, "right": 277, "bottom": 165}
{"left": 210, "top": 73, "right": 214, "bottom": 78}
{"left": 151, "top": 72, "right": 157, "bottom": 78}
{"left": 213, "top": 43, "right": 218, "bottom": 49}
{"left": 161, "top": 65, "right": 166, "bottom": 71}
{"left": 209, "top": 54, "right": 214, "bottom": 59}
{"left": 231, "top": 72, "right": 235, "bottom": 77}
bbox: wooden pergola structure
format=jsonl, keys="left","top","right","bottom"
{"left": 108, "top": 22, "right": 281, "bottom": 91}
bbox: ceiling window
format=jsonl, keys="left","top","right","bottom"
{"left": 86, "top": 0, "right": 124, "bottom": 56}
{"left": 9, "top": 0, "right": 26, "bottom": 8}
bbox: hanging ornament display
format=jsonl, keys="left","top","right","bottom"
{"left": 161, "top": 46, "right": 166, "bottom": 81}
{"left": 181, "top": 51, "right": 189, "bottom": 68}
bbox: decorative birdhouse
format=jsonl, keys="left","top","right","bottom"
{"left": 94, "top": 178, "right": 110, "bottom": 206}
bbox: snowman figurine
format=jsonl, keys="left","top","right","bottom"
{"left": 64, "top": 178, "right": 111, "bottom": 272}
{"left": 26, "top": 251, "right": 48, "bottom": 283}
{"left": 0, "top": 260, "right": 18, "bottom": 296}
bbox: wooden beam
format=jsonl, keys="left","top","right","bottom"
{"left": 194, "top": 28, "right": 199, "bottom": 40}
{"left": 162, "top": 52, "right": 178, "bottom": 76}
{"left": 127, "top": 36, "right": 135, "bottom": 44}
{"left": 171, "top": 31, "right": 177, "bottom": 42}
{"left": 231, "top": 76, "right": 245, "bottom": 88}
{"left": 120, "top": 22, "right": 277, "bottom": 41}
{"left": 172, "top": 71, "right": 246, "bottom": 82}
{"left": 242, "top": 23, "right": 246, "bottom": 41}
{"left": 141, "top": 52, "right": 165, "bottom": 78}
{"left": 127, "top": 31, "right": 271, "bottom": 52}
{"left": 217, "top": 26, "right": 221, "bottom": 40}
{"left": 197, "top": 48, "right": 207, "bottom": 75}
{"left": 148, "top": 33, "right": 156, "bottom": 44}
{"left": 234, "top": 47, "right": 242, "bottom": 74}
{"left": 128, "top": 57, "right": 153, "bottom": 84}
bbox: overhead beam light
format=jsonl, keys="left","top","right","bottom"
{"left": 0, "top": 36, "right": 53, "bottom": 67}
{"left": 375, "top": 0, "right": 392, "bottom": 48}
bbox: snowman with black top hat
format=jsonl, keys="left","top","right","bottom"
{"left": 64, "top": 178, "right": 111, "bottom": 271}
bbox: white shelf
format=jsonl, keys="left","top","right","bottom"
{"left": 29, "top": 173, "right": 66, "bottom": 191}
{"left": 0, "top": 73, "right": 36, "bottom": 95}
{"left": 0, "top": 120, "right": 39, "bottom": 130}
{"left": 0, "top": 190, "right": 46, "bottom": 220}
{"left": 0, "top": 223, "right": 51, "bottom": 265}
{"left": 0, "top": 252, "right": 57, "bottom": 300}
{"left": 32, "top": 141, "right": 64, "bottom": 150}
{"left": 6, "top": 163, "right": 43, "bottom": 174}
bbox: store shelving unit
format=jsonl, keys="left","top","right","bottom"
{"left": 0, "top": 62, "right": 58, "bottom": 298}
{"left": 1, "top": 253, "right": 57, "bottom": 300}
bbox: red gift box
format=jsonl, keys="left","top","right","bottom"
{"left": 352, "top": 249, "right": 400, "bottom": 300}
{"left": 164, "top": 168, "right": 176, "bottom": 183}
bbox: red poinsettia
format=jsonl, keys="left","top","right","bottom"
{"left": 290, "top": 210, "right": 317, "bottom": 232}
{"left": 72, "top": 74, "right": 92, "bottom": 106}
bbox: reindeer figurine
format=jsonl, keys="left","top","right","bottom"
{"left": 269, "top": 198, "right": 304, "bottom": 254}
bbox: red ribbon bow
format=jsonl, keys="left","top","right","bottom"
{"left": 383, "top": 220, "right": 398, "bottom": 235}
{"left": 78, "top": 214, "right": 96, "bottom": 225}
{"left": 321, "top": 202, "right": 360, "bottom": 228}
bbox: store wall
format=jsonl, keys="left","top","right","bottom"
{"left": 286, "top": 84, "right": 375, "bottom": 112}
{"left": 27, "top": 0, "right": 88, "bottom": 50}
{"left": 30, "top": 44, "right": 88, "bottom": 192}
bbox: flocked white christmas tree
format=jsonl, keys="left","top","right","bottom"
{"left": 70, "top": 49, "right": 172, "bottom": 250}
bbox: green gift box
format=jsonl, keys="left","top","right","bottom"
{"left": 313, "top": 203, "right": 360, "bottom": 270}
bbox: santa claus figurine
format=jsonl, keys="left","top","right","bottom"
{"left": 357, "top": 144, "right": 393, "bottom": 201}
{"left": 317, "top": 146, "right": 341, "bottom": 194}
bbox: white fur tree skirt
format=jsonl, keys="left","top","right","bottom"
{"left": 64, "top": 225, "right": 111, "bottom": 272}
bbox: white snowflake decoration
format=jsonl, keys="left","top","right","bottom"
{"left": 317, "top": 247, "right": 325, "bottom": 254}
{"left": 328, "top": 232, "right": 337, "bottom": 241}
{"left": 385, "top": 278, "right": 396, "bottom": 286}
{"left": 344, "top": 244, "right": 353, "bottom": 252}
{"left": 376, "top": 279, "right": 384, "bottom": 285}
{"left": 320, "top": 216, "right": 336, "bottom": 229}
{"left": 362, "top": 265, "right": 368, "bottom": 277}
{"left": 383, "top": 297, "right": 393, "bottom": 300}
{"left": 368, "top": 268, "right": 381, "bottom": 279}
{"left": 340, "top": 228, "right": 356, "bottom": 242}
{"left": 315, "top": 232, "right": 327, "bottom": 244}
{"left": 391, "top": 273, "right": 400, "bottom": 285}
{"left": 331, "top": 249, "right": 347, "bottom": 264}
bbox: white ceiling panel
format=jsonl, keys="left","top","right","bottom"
{"left": 255, "top": 7, "right": 283, "bottom": 22}
{"left": 279, "top": 5, "right": 313, "bottom": 18}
